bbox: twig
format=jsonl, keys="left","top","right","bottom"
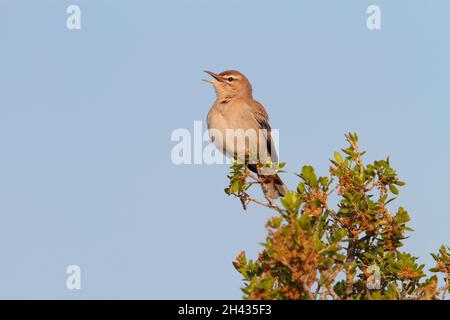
{"left": 241, "top": 194, "right": 284, "bottom": 215}
{"left": 344, "top": 263, "right": 354, "bottom": 298}
{"left": 345, "top": 235, "right": 357, "bottom": 298}
{"left": 366, "top": 180, "right": 379, "bottom": 192}
{"left": 345, "top": 134, "right": 364, "bottom": 173}
{"left": 323, "top": 202, "right": 345, "bottom": 227}
{"left": 315, "top": 284, "right": 321, "bottom": 299}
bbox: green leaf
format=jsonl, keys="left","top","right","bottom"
{"left": 231, "top": 181, "right": 240, "bottom": 193}
{"left": 389, "top": 184, "right": 399, "bottom": 195}
{"left": 342, "top": 148, "right": 356, "bottom": 158}
{"left": 319, "top": 176, "right": 329, "bottom": 187}
{"left": 430, "top": 253, "right": 439, "bottom": 261}
{"left": 299, "top": 214, "right": 312, "bottom": 230}
{"left": 385, "top": 197, "right": 397, "bottom": 205}
{"left": 334, "top": 152, "right": 343, "bottom": 164}
{"left": 268, "top": 217, "right": 283, "bottom": 229}
{"left": 313, "top": 234, "right": 325, "bottom": 250}
{"left": 323, "top": 243, "right": 341, "bottom": 255}
{"left": 331, "top": 229, "right": 347, "bottom": 242}
{"left": 330, "top": 159, "right": 339, "bottom": 166}
{"left": 301, "top": 165, "right": 317, "bottom": 186}
{"left": 297, "top": 182, "right": 305, "bottom": 194}
{"left": 281, "top": 191, "right": 302, "bottom": 213}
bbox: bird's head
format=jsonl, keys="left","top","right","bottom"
{"left": 203, "top": 70, "right": 253, "bottom": 100}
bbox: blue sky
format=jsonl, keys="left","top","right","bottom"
{"left": 0, "top": 0, "right": 449, "bottom": 298}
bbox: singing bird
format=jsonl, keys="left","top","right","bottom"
{"left": 204, "top": 70, "right": 287, "bottom": 201}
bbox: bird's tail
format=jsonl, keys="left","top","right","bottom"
{"left": 258, "top": 173, "right": 287, "bottom": 202}
{"left": 247, "top": 164, "right": 287, "bottom": 202}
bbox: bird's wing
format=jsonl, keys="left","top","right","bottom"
{"left": 252, "top": 100, "right": 278, "bottom": 163}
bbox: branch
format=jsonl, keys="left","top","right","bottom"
{"left": 345, "top": 133, "right": 364, "bottom": 173}
{"left": 239, "top": 193, "right": 284, "bottom": 215}
{"left": 322, "top": 202, "right": 345, "bottom": 228}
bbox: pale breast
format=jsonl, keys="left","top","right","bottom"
{"left": 207, "top": 100, "right": 264, "bottom": 161}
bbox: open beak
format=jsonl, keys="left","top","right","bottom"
{"left": 203, "top": 70, "right": 224, "bottom": 84}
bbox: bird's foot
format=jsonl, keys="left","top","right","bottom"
{"left": 239, "top": 192, "right": 250, "bottom": 211}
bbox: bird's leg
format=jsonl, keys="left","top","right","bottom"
{"left": 239, "top": 191, "right": 251, "bottom": 211}
{"left": 239, "top": 195, "right": 249, "bottom": 211}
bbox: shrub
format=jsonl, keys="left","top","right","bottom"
{"left": 226, "top": 133, "right": 449, "bottom": 300}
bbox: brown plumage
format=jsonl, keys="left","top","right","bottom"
{"left": 204, "top": 70, "right": 287, "bottom": 201}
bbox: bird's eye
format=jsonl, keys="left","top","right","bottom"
{"left": 227, "top": 77, "right": 234, "bottom": 82}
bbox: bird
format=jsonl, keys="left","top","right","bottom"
{"left": 204, "top": 70, "right": 287, "bottom": 201}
